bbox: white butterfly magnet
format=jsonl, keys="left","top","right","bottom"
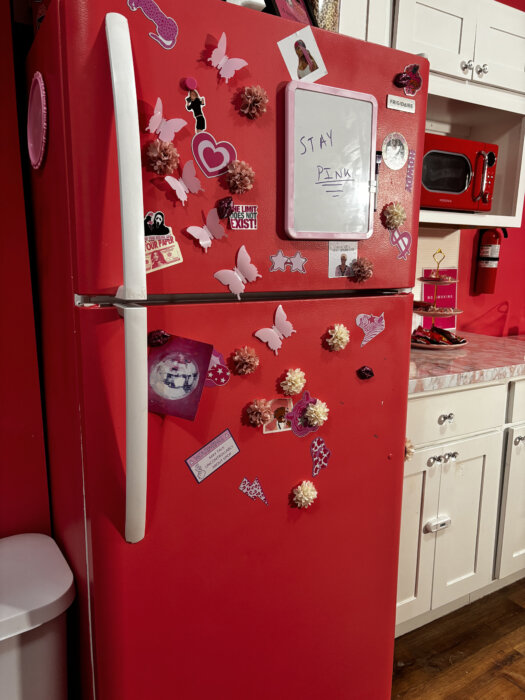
{"left": 254, "top": 305, "right": 295, "bottom": 355}
{"left": 146, "top": 97, "right": 187, "bottom": 142}
{"left": 208, "top": 32, "right": 248, "bottom": 83}
{"left": 187, "top": 208, "right": 226, "bottom": 252}
{"left": 214, "top": 245, "right": 261, "bottom": 299}
{"left": 165, "top": 161, "right": 203, "bottom": 206}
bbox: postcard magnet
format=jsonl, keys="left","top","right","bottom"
{"left": 148, "top": 335, "right": 213, "bottom": 419}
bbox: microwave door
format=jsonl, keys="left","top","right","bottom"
{"left": 422, "top": 150, "right": 473, "bottom": 196}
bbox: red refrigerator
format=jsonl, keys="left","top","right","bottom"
{"left": 26, "top": 1, "right": 428, "bottom": 698}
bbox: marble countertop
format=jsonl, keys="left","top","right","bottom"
{"left": 409, "top": 332, "right": 525, "bottom": 394}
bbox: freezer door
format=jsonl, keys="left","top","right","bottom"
{"left": 27, "top": 0, "right": 428, "bottom": 297}
{"left": 77, "top": 294, "right": 411, "bottom": 699}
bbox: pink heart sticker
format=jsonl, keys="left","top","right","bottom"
{"left": 192, "top": 131, "right": 237, "bottom": 178}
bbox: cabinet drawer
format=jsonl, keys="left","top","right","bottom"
{"left": 407, "top": 384, "right": 506, "bottom": 446}
{"left": 508, "top": 380, "right": 525, "bottom": 423}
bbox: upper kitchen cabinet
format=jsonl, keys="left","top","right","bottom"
{"left": 393, "top": 0, "right": 525, "bottom": 228}
{"left": 393, "top": 0, "right": 477, "bottom": 81}
{"left": 393, "top": 0, "right": 525, "bottom": 93}
{"left": 338, "top": 0, "right": 392, "bottom": 46}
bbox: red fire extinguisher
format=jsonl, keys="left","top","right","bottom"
{"left": 474, "top": 228, "right": 508, "bottom": 294}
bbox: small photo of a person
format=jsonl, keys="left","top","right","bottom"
{"left": 185, "top": 89, "right": 206, "bottom": 133}
{"left": 263, "top": 400, "right": 293, "bottom": 434}
{"left": 335, "top": 253, "right": 352, "bottom": 277}
{"left": 150, "top": 250, "right": 167, "bottom": 269}
{"left": 294, "top": 39, "right": 319, "bottom": 79}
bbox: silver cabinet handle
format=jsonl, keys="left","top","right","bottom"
{"left": 427, "top": 455, "right": 444, "bottom": 467}
{"left": 439, "top": 412, "right": 455, "bottom": 425}
{"left": 445, "top": 451, "right": 459, "bottom": 462}
{"left": 461, "top": 59, "right": 474, "bottom": 70}
{"left": 476, "top": 63, "right": 489, "bottom": 75}
{"left": 515, "top": 435, "right": 525, "bottom": 446}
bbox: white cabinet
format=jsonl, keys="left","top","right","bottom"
{"left": 396, "top": 431, "right": 503, "bottom": 626}
{"left": 393, "top": 0, "right": 477, "bottom": 81}
{"left": 470, "top": 1, "right": 525, "bottom": 94}
{"left": 338, "top": 0, "right": 392, "bottom": 46}
{"left": 393, "top": 0, "right": 525, "bottom": 93}
{"left": 392, "top": 0, "right": 525, "bottom": 229}
{"left": 496, "top": 426, "right": 525, "bottom": 579}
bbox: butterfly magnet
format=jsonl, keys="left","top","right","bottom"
{"left": 164, "top": 160, "right": 203, "bottom": 205}
{"left": 208, "top": 32, "right": 248, "bottom": 83}
{"left": 187, "top": 208, "right": 226, "bottom": 252}
{"left": 146, "top": 97, "right": 187, "bottom": 142}
{"left": 254, "top": 305, "right": 295, "bottom": 355}
{"left": 213, "top": 245, "right": 261, "bottom": 299}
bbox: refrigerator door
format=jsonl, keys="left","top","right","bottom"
{"left": 27, "top": 0, "right": 428, "bottom": 298}
{"left": 77, "top": 294, "right": 411, "bottom": 699}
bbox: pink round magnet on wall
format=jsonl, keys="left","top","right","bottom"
{"left": 27, "top": 71, "right": 48, "bottom": 169}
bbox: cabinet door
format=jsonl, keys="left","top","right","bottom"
{"left": 474, "top": 0, "right": 525, "bottom": 93}
{"left": 393, "top": 0, "right": 477, "bottom": 79}
{"left": 497, "top": 427, "right": 525, "bottom": 579}
{"left": 396, "top": 447, "right": 440, "bottom": 625}
{"left": 431, "top": 432, "right": 502, "bottom": 609}
{"left": 339, "top": 0, "right": 393, "bottom": 47}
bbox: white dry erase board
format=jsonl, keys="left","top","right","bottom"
{"left": 285, "top": 81, "right": 378, "bottom": 240}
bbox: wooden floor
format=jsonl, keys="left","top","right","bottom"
{"left": 392, "top": 579, "right": 525, "bottom": 699}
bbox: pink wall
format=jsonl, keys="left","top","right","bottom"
{"left": 456, "top": 0, "right": 525, "bottom": 337}
{"left": 0, "top": 2, "right": 51, "bottom": 536}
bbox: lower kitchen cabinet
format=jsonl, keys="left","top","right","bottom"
{"left": 496, "top": 426, "right": 525, "bottom": 579}
{"left": 396, "top": 431, "right": 503, "bottom": 626}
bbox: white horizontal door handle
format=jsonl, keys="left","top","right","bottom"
{"left": 115, "top": 304, "right": 148, "bottom": 543}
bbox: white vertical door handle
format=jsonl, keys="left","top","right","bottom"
{"left": 106, "top": 13, "right": 146, "bottom": 301}
{"left": 116, "top": 304, "right": 148, "bottom": 542}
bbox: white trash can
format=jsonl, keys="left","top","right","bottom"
{"left": 0, "top": 533, "right": 75, "bottom": 700}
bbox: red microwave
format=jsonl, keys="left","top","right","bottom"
{"left": 420, "top": 134, "right": 498, "bottom": 212}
